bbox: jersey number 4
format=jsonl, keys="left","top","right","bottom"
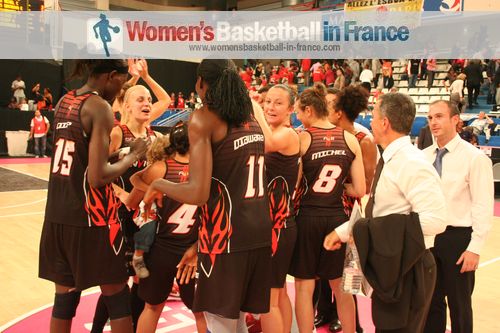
{"left": 312, "top": 164, "right": 342, "bottom": 193}
{"left": 167, "top": 204, "right": 198, "bottom": 234}
{"left": 52, "top": 138, "right": 75, "bottom": 176}
{"left": 245, "top": 155, "right": 265, "bottom": 198}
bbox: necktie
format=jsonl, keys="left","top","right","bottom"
{"left": 433, "top": 148, "right": 448, "bottom": 177}
{"left": 365, "top": 157, "right": 385, "bottom": 219}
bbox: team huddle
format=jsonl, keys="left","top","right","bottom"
{"left": 38, "top": 58, "right": 493, "bottom": 333}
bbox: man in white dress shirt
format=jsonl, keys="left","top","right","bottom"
{"left": 423, "top": 100, "right": 493, "bottom": 333}
{"left": 325, "top": 93, "right": 447, "bottom": 332}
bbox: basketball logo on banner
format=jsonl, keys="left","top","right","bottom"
{"left": 87, "top": 13, "right": 123, "bottom": 57}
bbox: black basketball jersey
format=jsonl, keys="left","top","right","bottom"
{"left": 265, "top": 151, "right": 299, "bottom": 229}
{"left": 156, "top": 159, "right": 199, "bottom": 255}
{"left": 342, "top": 131, "right": 367, "bottom": 217}
{"left": 44, "top": 91, "right": 121, "bottom": 238}
{"left": 299, "top": 126, "right": 355, "bottom": 216}
{"left": 117, "top": 124, "right": 156, "bottom": 192}
{"left": 198, "top": 119, "right": 272, "bottom": 257}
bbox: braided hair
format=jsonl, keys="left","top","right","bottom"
{"left": 197, "top": 59, "right": 252, "bottom": 127}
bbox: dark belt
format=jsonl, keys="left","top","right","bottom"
{"left": 445, "top": 226, "right": 472, "bottom": 231}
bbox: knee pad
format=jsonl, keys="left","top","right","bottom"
{"left": 52, "top": 290, "right": 81, "bottom": 320}
{"left": 102, "top": 286, "right": 131, "bottom": 320}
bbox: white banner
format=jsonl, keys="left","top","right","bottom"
{"left": 0, "top": 11, "right": 498, "bottom": 59}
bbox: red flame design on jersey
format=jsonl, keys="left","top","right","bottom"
{"left": 199, "top": 179, "right": 232, "bottom": 267}
{"left": 268, "top": 177, "right": 289, "bottom": 256}
{"left": 292, "top": 177, "right": 307, "bottom": 216}
{"left": 85, "top": 183, "right": 123, "bottom": 252}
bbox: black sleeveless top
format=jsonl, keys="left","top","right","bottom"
{"left": 198, "top": 119, "right": 272, "bottom": 256}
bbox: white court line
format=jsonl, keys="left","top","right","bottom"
{"left": 0, "top": 166, "right": 49, "bottom": 182}
{"left": 479, "top": 256, "right": 500, "bottom": 268}
{"left": 0, "top": 198, "right": 46, "bottom": 210}
{"left": 0, "top": 211, "right": 45, "bottom": 218}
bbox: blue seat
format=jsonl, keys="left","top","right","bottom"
{"left": 290, "top": 113, "right": 302, "bottom": 128}
{"left": 411, "top": 117, "right": 428, "bottom": 137}
{"left": 477, "top": 135, "right": 487, "bottom": 146}
{"left": 487, "top": 136, "right": 500, "bottom": 147}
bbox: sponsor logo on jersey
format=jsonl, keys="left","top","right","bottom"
{"left": 233, "top": 134, "right": 264, "bottom": 150}
{"left": 311, "top": 149, "right": 346, "bottom": 160}
{"left": 56, "top": 121, "right": 72, "bottom": 129}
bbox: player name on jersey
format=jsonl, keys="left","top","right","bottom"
{"left": 234, "top": 134, "right": 264, "bottom": 151}
{"left": 312, "top": 149, "right": 347, "bottom": 160}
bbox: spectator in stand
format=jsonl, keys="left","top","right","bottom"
{"left": 348, "top": 59, "right": 361, "bottom": 83}
{"left": 31, "top": 83, "right": 45, "bottom": 109}
{"left": 420, "top": 59, "right": 428, "bottom": 80}
{"left": 278, "top": 62, "right": 288, "bottom": 78}
{"left": 452, "top": 58, "right": 466, "bottom": 73}
{"left": 300, "top": 59, "right": 311, "bottom": 81}
{"left": 359, "top": 64, "right": 374, "bottom": 87}
{"left": 18, "top": 97, "right": 29, "bottom": 111}
{"left": 265, "top": 61, "right": 273, "bottom": 80}
{"left": 493, "top": 59, "right": 500, "bottom": 111}
{"left": 312, "top": 65, "right": 325, "bottom": 84}
{"left": 463, "top": 59, "right": 483, "bottom": 109}
{"left": 177, "top": 92, "right": 185, "bottom": 109}
{"left": 333, "top": 68, "right": 346, "bottom": 90}
{"left": 169, "top": 93, "right": 176, "bottom": 109}
{"left": 260, "top": 74, "right": 268, "bottom": 88}
{"left": 43, "top": 88, "right": 53, "bottom": 110}
{"left": 240, "top": 66, "right": 253, "bottom": 89}
{"left": 382, "top": 60, "right": 393, "bottom": 77}
{"left": 255, "top": 63, "right": 264, "bottom": 78}
{"left": 7, "top": 97, "right": 18, "bottom": 109}
{"left": 11, "top": 75, "right": 26, "bottom": 103}
{"left": 427, "top": 57, "right": 437, "bottom": 88}
{"left": 407, "top": 59, "right": 421, "bottom": 88}
{"left": 486, "top": 59, "right": 500, "bottom": 105}
{"left": 325, "top": 66, "right": 335, "bottom": 87}
{"left": 469, "top": 111, "right": 494, "bottom": 136}
{"left": 29, "top": 109, "right": 50, "bottom": 158}
{"left": 187, "top": 92, "right": 196, "bottom": 109}
{"left": 449, "top": 73, "right": 466, "bottom": 113}
{"left": 372, "top": 59, "right": 382, "bottom": 86}
{"left": 343, "top": 64, "right": 353, "bottom": 86}
{"left": 457, "top": 118, "right": 477, "bottom": 144}
{"left": 377, "top": 66, "right": 394, "bottom": 90}
{"left": 270, "top": 68, "right": 282, "bottom": 85}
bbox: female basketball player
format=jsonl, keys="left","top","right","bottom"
{"left": 290, "top": 83, "right": 366, "bottom": 333}
{"left": 143, "top": 59, "right": 272, "bottom": 333}
{"left": 39, "top": 59, "right": 148, "bottom": 333}
{"left": 253, "top": 84, "right": 300, "bottom": 333}
{"left": 122, "top": 122, "right": 207, "bottom": 333}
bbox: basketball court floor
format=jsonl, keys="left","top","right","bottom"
{"left": 0, "top": 158, "right": 499, "bottom": 332}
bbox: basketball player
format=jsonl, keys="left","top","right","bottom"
{"left": 290, "top": 83, "right": 366, "bottom": 333}
{"left": 123, "top": 123, "right": 206, "bottom": 333}
{"left": 253, "top": 84, "right": 300, "bottom": 333}
{"left": 143, "top": 59, "right": 272, "bottom": 333}
{"left": 39, "top": 59, "right": 148, "bottom": 333}
{"left": 109, "top": 85, "right": 162, "bottom": 274}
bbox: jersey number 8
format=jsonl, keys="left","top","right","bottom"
{"left": 312, "top": 164, "right": 342, "bottom": 194}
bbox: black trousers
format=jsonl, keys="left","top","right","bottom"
{"left": 424, "top": 227, "right": 474, "bottom": 333}
{"left": 467, "top": 84, "right": 480, "bottom": 107}
{"left": 376, "top": 250, "right": 436, "bottom": 333}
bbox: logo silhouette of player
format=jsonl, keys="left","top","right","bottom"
{"left": 93, "top": 14, "right": 120, "bottom": 57}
